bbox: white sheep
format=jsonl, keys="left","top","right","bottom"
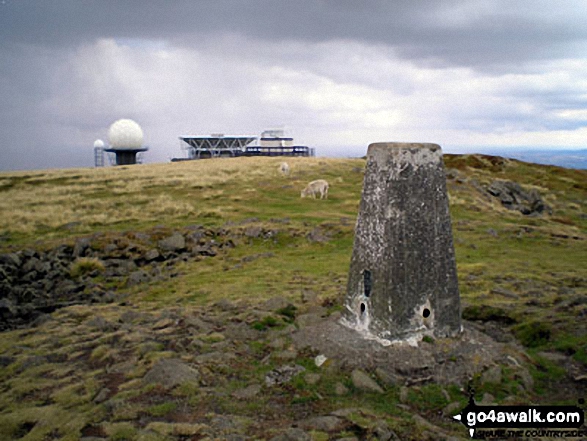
{"left": 279, "top": 162, "right": 290, "bottom": 176}
{"left": 301, "top": 179, "right": 329, "bottom": 199}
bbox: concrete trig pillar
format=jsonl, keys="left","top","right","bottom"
{"left": 342, "top": 143, "right": 461, "bottom": 342}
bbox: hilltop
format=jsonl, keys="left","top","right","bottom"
{"left": 0, "top": 155, "right": 585, "bottom": 440}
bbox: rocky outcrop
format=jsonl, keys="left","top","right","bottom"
{"left": 0, "top": 225, "right": 236, "bottom": 331}
{"left": 487, "top": 180, "right": 551, "bottom": 215}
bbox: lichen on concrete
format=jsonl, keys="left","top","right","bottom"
{"left": 343, "top": 142, "right": 461, "bottom": 342}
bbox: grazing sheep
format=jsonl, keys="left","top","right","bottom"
{"left": 279, "top": 162, "right": 290, "bottom": 176}
{"left": 301, "top": 179, "right": 329, "bottom": 199}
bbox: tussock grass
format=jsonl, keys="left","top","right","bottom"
{"left": 69, "top": 257, "right": 105, "bottom": 278}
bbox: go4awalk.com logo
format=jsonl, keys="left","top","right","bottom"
{"left": 453, "top": 397, "right": 585, "bottom": 438}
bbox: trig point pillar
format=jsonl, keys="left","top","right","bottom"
{"left": 342, "top": 143, "right": 461, "bottom": 342}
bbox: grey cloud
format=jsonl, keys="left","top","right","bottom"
{"left": 1, "top": 0, "right": 586, "bottom": 72}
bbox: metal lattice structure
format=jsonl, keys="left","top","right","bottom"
{"left": 180, "top": 136, "right": 257, "bottom": 159}
{"left": 177, "top": 134, "right": 315, "bottom": 160}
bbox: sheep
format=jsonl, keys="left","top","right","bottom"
{"left": 279, "top": 162, "right": 290, "bottom": 176}
{"left": 301, "top": 179, "right": 329, "bottom": 199}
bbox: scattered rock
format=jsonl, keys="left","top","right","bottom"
{"left": 143, "top": 358, "right": 200, "bottom": 389}
{"left": 487, "top": 180, "right": 550, "bottom": 215}
{"left": 306, "top": 227, "right": 330, "bottom": 243}
{"left": 273, "top": 349, "right": 298, "bottom": 361}
{"left": 73, "top": 238, "right": 91, "bottom": 258}
{"left": 514, "top": 366, "right": 534, "bottom": 391}
{"left": 480, "top": 392, "right": 496, "bottom": 405}
{"left": 490, "top": 287, "right": 518, "bottom": 299}
{"left": 442, "top": 401, "right": 462, "bottom": 417}
{"left": 158, "top": 233, "right": 186, "bottom": 252}
{"left": 480, "top": 365, "right": 502, "bottom": 385}
{"left": 0, "top": 252, "right": 21, "bottom": 268}
{"left": 86, "top": 316, "right": 118, "bottom": 332}
{"left": 351, "top": 369, "right": 384, "bottom": 393}
{"left": 214, "top": 298, "right": 239, "bottom": 311}
{"left": 412, "top": 414, "right": 453, "bottom": 440}
{"left": 127, "top": 269, "right": 150, "bottom": 286}
{"left": 296, "top": 416, "right": 345, "bottom": 432}
{"left": 335, "top": 382, "right": 349, "bottom": 396}
{"left": 373, "top": 420, "right": 401, "bottom": 441}
{"left": 145, "top": 422, "right": 207, "bottom": 437}
{"left": 374, "top": 367, "right": 399, "bottom": 387}
{"left": 399, "top": 386, "right": 409, "bottom": 403}
{"left": 152, "top": 318, "right": 175, "bottom": 330}
{"left": 269, "top": 428, "right": 311, "bottom": 441}
{"left": 296, "top": 313, "right": 323, "bottom": 328}
{"left": 265, "top": 364, "right": 306, "bottom": 386}
{"left": 0, "top": 356, "right": 14, "bottom": 367}
{"left": 262, "top": 296, "right": 291, "bottom": 312}
{"left": 143, "top": 249, "right": 160, "bottom": 261}
{"left": 93, "top": 388, "right": 111, "bottom": 404}
{"left": 232, "top": 384, "right": 262, "bottom": 399}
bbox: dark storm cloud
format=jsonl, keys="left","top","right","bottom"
{"left": 1, "top": 0, "right": 585, "bottom": 72}
{"left": 1, "top": 1, "right": 587, "bottom": 171}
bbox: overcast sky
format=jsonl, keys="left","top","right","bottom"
{"left": 1, "top": 1, "right": 587, "bottom": 170}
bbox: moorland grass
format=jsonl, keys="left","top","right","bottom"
{"left": 0, "top": 155, "right": 585, "bottom": 438}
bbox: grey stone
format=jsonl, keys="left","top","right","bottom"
{"left": 232, "top": 384, "right": 262, "bottom": 399}
{"left": 374, "top": 420, "right": 401, "bottom": 441}
{"left": 127, "top": 269, "right": 150, "bottom": 286}
{"left": 297, "top": 416, "right": 344, "bottom": 432}
{"left": 490, "top": 287, "right": 518, "bottom": 299}
{"left": 487, "top": 180, "right": 550, "bottom": 215}
{"left": 335, "top": 382, "right": 349, "bottom": 396}
{"left": 144, "top": 249, "right": 160, "bottom": 261}
{"left": 262, "top": 296, "right": 290, "bottom": 311}
{"left": 93, "top": 387, "right": 111, "bottom": 404}
{"left": 0, "top": 252, "right": 21, "bottom": 268}
{"left": 158, "top": 233, "right": 186, "bottom": 252}
{"left": 399, "top": 386, "right": 409, "bottom": 403}
{"left": 343, "top": 143, "right": 461, "bottom": 340}
{"left": 143, "top": 358, "right": 200, "bottom": 389}
{"left": 296, "top": 313, "right": 323, "bottom": 328}
{"left": 73, "top": 238, "right": 91, "bottom": 258}
{"left": 0, "top": 356, "right": 14, "bottom": 367}
{"left": 306, "top": 227, "right": 330, "bottom": 243}
{"left": 330, "top": 408, "right": 360, "bottom": 417}
{"left": 269, "top": 428, "right": 311, "bottom": 441}
{"left": 442, "top": 401, "right": 462, "bottom": 417}
{"left": 273, "top": 349, "right": 298, "bottom": 361}
{"left": 481, "top": 365, "right": 502, "bottom": 385}
{"left": 269, "top": 337, "right": 287, "bottom": 349}
{"left": 214, "top": 298, "right": 238, "bottom": 311}
{"left": 480, "top": 392, "right": 496, "bottom": 404}
{"left": 374, "top": 368, "right": 399, "bottom": 387}
{"left": 86, "top": 315, "right": 118, "bottom": 332}
{"left": 0, "top": 298, "right": 16, "bottom": 315}
{"left": 351, "top": 369, "right": 384, "bottom": 393}
{"left": 265, "top": 364, "right": 305, "bottom": 386}
{"left": 208, "top": 414, "right": 245, "bottom": 433}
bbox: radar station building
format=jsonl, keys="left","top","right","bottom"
{"left": 176, "top": 129, "right": 315, "bottom": 161}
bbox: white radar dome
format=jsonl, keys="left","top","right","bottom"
{"left": 108, "top": 119, "right": 144, "bottom": 149}
{"left": 93, "top": 139, "right": 105, "bottom": 148}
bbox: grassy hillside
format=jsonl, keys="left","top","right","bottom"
{"left": 0, "top": 155, "right": 585, "bottom": 440}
